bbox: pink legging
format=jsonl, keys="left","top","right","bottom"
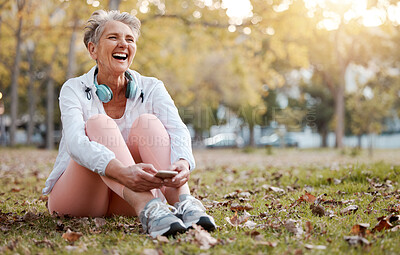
{"left": 48, "top": 114, "right": 170, "bottom": 217}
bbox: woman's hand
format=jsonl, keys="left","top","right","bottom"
{"left": 105, "top": 159, "right": 164, "bottom": 192}
{"left": 162, "top": 159, "right": 190, "bottom": 188}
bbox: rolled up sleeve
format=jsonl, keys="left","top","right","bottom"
{"left": 59, "top": 83, "right": 115, "bottom": 175}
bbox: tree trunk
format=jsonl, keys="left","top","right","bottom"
{"left": 357, "top": 135, "right": 362, "bottom": 149}
{"left": 66, "top": 19, "right": 78, "bottom": 80}
{"left": 46, "top": 49, "right": 57, "bottom": 150}
{"left": 27, "top": 43, "right": 36, "bottom": 145}
{"left": 249, "top": 124, "right": 255, "bottom": 147}
{"left": 320, "top": 128, "right": 328, "bottom": 148}
{"left": 333, "top": 25, "right": 347, "bottom": 149}
{"left": 46, "top": 76, "right": 55, "bottom": 150}
{"left": 334, "top": 82, "right": 345, "bottom": 148}
{"left": 10, "top": 13, "right": 23, "bottom": 146}
{"left": 108, "top": 0, "right": 121, "bottom": 10}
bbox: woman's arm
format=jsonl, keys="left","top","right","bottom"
{"left": 59, "top": 82, "right": 115, "bottom": 176}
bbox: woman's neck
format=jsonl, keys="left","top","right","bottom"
{"left": 97, "top": 71, "right": 126, "bottom": 97}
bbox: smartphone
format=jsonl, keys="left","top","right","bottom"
{"left": 154, "top": 170, "right": 178, "bottom": 179}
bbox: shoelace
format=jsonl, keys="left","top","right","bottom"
{"left": 144, "top": 202, "right": 177, "bottom": 220}
{"left": 176, "top": 197, "right": 206, "bottom": 215}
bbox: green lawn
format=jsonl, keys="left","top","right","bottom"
{"left": 1, "top": 148, "right": 399, "bottom": 254}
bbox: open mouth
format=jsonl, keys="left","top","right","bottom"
{"left": 112, "top": 53, "right": 128, "bottom": 60}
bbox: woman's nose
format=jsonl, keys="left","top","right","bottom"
{"left": 118, "top": 39, "right": 128, "bottom": 47}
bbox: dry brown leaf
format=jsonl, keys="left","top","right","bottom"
{"left": 350, "top": 224, "right": 371, "bottom": 236}
{"left": 305, "top": 221, "right": 313, "bottom": 235}
{"left": 390, "top": 225, "right": 400, "bottom": 232}
{"left": 156, "top": 235, "right": 169, "bottom": 243}
{"left": 344, "top": 236, "right": 370, "bottom": 246}
{"left": 39, "top": 195, "right": 48, "bottom": 202}
{"left": 311, "top": 205, "right": 325, "bottom": 217}
{"left": 33, "top": 238, "right": 54, "bottom": 248}
{"left": 243, "top": 220, "right": 257, "bottom": 229}
{"left": 23, "top": 211, "right": 39, "bottom": 221}
{"left": 340, "top": 205, "right": 359, "bottom": 215}
{"left": 255, "top": 241, "right": 278, "bottom": 247}
{"left": 62, "top": 229, "right": 83, "bottom": 243}
{"left": 268, "top": 186, "right": 285, "bottom": 193}
{"left": 189, "top": 224, "right": 218, "bottom": 250}
{"left": 230, "top": 203, "right": 253, "bottom": 211}
{"left": 304, "top": 244, "right": 327, "bottom": 250}
{"left": 141, "top": 248, "right": 163, "bottom": 255}
{"left": 94, "top": 217, "right": 106, "bottom": 228}
{"left": 291, "top": 191, "right": 316, "bottom": 207}
{"left": 225, "top": 211, "right": 250, "bottom": 227}
{"left": 372, "top": 219, "right": 393, "bottom": 232}
{"left": 284, "top": 219, "right": 304, "bottom": 237}
{"left": 246, "top": 230, "right": 263, "bottom": 241}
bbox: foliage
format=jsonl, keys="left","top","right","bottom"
{"left": 1, "top": 0, "right": 400, "bottom": 147}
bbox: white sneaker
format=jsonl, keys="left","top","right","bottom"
{"left": 174, "top": 194, "right": 216, "bottom": 231}
{"left": 139, "top": 198, "right": 186, "bottom": 238}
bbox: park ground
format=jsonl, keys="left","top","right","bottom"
{"left": 1, "top": 147, "right": 400, "bottom": 254}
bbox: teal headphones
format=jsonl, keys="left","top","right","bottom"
{"left": 94, "top": 67, "right": 137, "bottom": 103}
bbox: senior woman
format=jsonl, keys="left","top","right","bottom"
{"left": 42, "top": 10, "right": 215, "bottom": 238}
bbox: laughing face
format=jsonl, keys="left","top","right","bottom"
{"left": 88, "top": 20, "right": 137, "bottom": 76}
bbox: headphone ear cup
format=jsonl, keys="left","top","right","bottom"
{"left": 125, "top": 79, "right": 137, "bottom": 99}
{"left": 96, "top": 85, "right": 113, "bottom": 103}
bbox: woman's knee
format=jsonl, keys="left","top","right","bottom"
{"left": 86, "top": 114, "right": 118, "bottom": 134}
{"left": 133, "top": 114, "right": 164, "bottom": 130}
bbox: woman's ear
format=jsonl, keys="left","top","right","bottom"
{"left": 88, "top": 42, "right": 97, "bottom": 60}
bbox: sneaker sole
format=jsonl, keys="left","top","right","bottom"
{"left": 185, "top": 216, "right": 216, "bottom": 231}
{"left": 161, "top": 222, "right": 187, "bottom": 237}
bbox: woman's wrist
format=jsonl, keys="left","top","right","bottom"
{"left": 177, "top": 158, "right": 190, "bottom": 170}
{"left": 105, "top": 158, "right": 126, "bottom": 180}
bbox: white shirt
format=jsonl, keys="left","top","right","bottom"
{"left": 42, "top": 66, "right": 195, "bottom": 195}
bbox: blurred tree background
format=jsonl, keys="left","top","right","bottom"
{"left": 0, "top": 0, "right": 399, "bottom": 149}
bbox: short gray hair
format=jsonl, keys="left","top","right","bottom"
{"left": 83, "top": 10, "right": 141, "bottom": 48}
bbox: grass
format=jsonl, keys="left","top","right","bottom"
{"left": 0, "top": 148, "right": 400, "bottom": 254}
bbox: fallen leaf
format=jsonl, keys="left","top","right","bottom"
{"left": 340, "top": 205, "right": 359, "bottom": 215}
{"left": 243, "top": 220, "right": 257, "bottom": 229}
{"left": 33, "top": 238, "right": 54, "bottom": 248}
{"left": 268, "top": 186, "right": 285, "bottom": 193}
{"left": 305, "top": 221, "right": 313, "bottom": 235}
{"left": 284, "top": 219, "right": 304, "bottom": 237}
{"left": 230, "top": 203, "right": 253, "bottom": 211}
{"left": 390, "top": 225, "right": 400, "bottom": 232}
{"left": 141, "top": 249, "right": 162, "bottom": 255}
{"left": 344, "top": 236, "right": 370, "bottom": 246}
{"left": 314, "top": 193, "right": 327, "bottom": 205}
{"left": 246, "top": 230, "right": 263, "bottom": 241}
{"left": 311, "top": 204, "right": 325, "bottom": 217}
{"left": 156, "top": 235, "right": 169, "bottom": 243}
{"left": 372, "top": 219, "right": 392, "bottom": 232}
{"left": 350, "top": 224, "right": 371, "bottom": 236}
{"left": 291, "top": 191, "right": 316, "bottom": 207}
{"left": 255, "top": 241, "right": 278, "bottom": 247}
{"left": 11, "top": 188, "right": 21, "bottom": 192}
{"left": 304, "top": 244, "right": 327, "bottom": 250}
{"left": 23, "top": 211, "right": 39, "bottom": 221}
{"left": 94, "top": 217, "right": 106, "bottom": 228}
{"left": 39, "top": 195, "right": 48, "bottom": 202}
{"left": 62, "top": 229, "right": 83, "bottom": 243}
{"left": 189, "top": 224, "right": 218, "bottom": 250}
{"left": 225, "top": 211, "right": 250, "bottom": 227}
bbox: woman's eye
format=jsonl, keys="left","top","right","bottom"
{"left": 109, "top": 36, "right": 117, "bottom": 39}
{"left": 127, "top": 38, "right": 134, "bottom": 43}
